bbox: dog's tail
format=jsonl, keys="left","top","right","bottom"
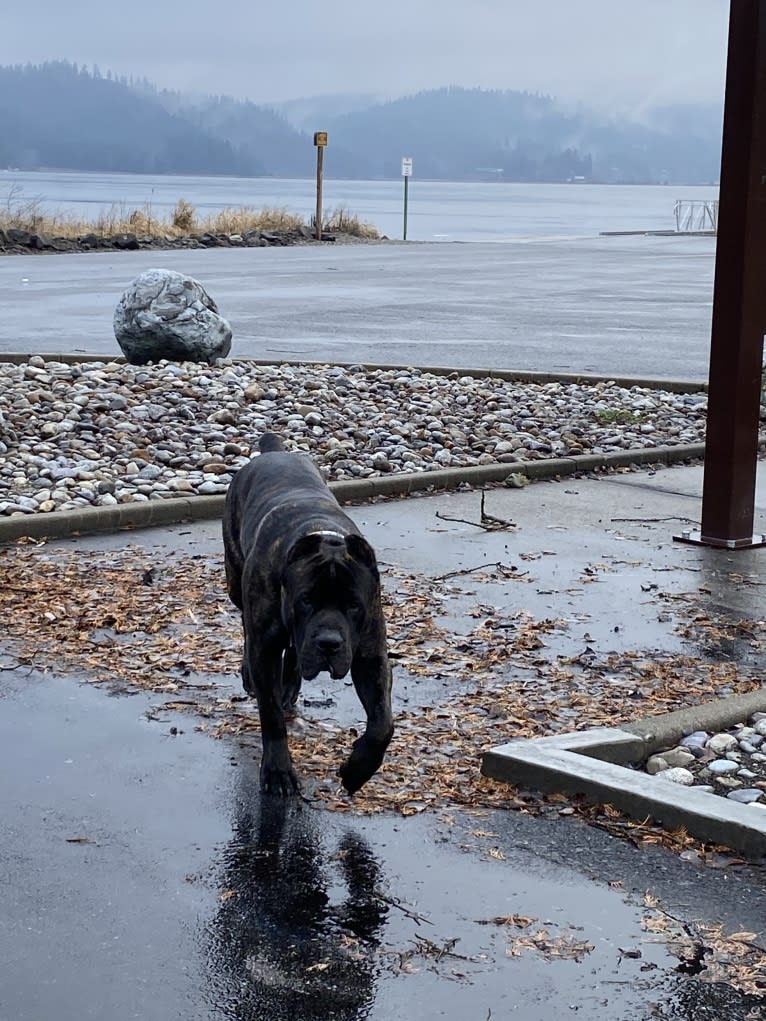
{"left": 259, "top": 432, "right": 285, "bottom": 454}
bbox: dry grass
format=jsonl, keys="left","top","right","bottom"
{"left": 205, "top": 205, "right": 306, "bottom": 234}
{"left": 0, "top": 186, "right": 380, "bottom": 240}
{"left": 171, "top": 198, "right": 195, "bottom": 232}
{"left": 322, "top": 205, "right": 380, "bottom": 239}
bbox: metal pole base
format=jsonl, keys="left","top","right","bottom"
{"left": 674, "top": 528, "right": 766, "bottom": 550}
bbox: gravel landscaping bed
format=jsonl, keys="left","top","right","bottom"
{"left": 0, "top": 355, "right": 718, "bottom": 516}
{"left": 645, "top": 713, "right": 766, "bottom": 807}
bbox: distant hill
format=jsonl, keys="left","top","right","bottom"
{"left": 320, "top": 86, "right": 588, "bottom": 181}
{"left": 0, "top": 62, "right": 312, "bottom": 178}
{"left": 0, "top": 63, "right": 723, "bottom": 184}
{"left": 272, "top": 92, "right": 385, "bottom": 132}
{"left": 321, "top": 86, "right": 722, "bottom": 184}
{"left": 141, "top": 86, "right": 315, "bottom": 177}
{"left": 0, "top": 62, "right": 255, "bottom": 176}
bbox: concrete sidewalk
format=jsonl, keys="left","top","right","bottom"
{"left": 2, "top": 462, "right": 766, "bottom": 1020}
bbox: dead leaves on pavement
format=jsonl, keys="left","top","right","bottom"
{"left": 0, "top": 542, "right": 762, "bottom": 858}
{"left": 642, "top": 897, "right": 766, "bottom": 999}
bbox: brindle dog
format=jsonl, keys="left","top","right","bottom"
{"left": 223, "top": 433, "right": 393, "bottom": 795}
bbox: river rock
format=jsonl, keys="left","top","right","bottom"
{"left": 680, "top": 731, "right": 708, "bottom": 754}
{"left": 706, "top": 759, "right": 740, "bottom": 775}
{"left": 660, "top": 746, "right": 696, "bottom": 769}
{"left": 656, "top": 767, "right": 695, "bottom": 786}
{"left": 113, "top": 268, "right": 232, "bottom": 365}
{"left": 645, "top": 754, "right": 669, "bottom": 775}
{"left": 726, "top": 789, "right": 764, "bottom": 804}
{"left": 0, "top": 410, "right": 17, "bottom": 450}
{"left": 707, "top": 732, "right": 738, "bottom": 755}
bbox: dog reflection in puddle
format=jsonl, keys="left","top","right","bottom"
{"left": 206, "top": 793, "right": 388, "bottom": 1018}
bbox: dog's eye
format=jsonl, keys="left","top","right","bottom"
{"left": 299, "top": 594, "right": 313, "bottom": 610}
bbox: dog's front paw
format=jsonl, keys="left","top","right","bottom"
{"left": 338, "top": 736, "right": 386, "bottom": 795}
{"left": 260, "top": 763, "right": 300, "bottom": 796}
{"left": 260, "top": 747, "right": 300, "bottom": 796}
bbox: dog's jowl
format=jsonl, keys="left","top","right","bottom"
{"left": 223, "top": 432, "right": 394, "bottom": 796}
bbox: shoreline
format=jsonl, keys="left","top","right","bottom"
{"left": 0, "top": 225, "right": 391, "bottom": 257}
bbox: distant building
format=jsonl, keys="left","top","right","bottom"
{"left": 474, "top": 168, "right": 505, "bottom": 180}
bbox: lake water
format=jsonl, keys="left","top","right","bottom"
{"left": 1, "top": 169, "right": 719, "bottom": 243}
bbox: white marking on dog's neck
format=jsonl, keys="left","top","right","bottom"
{"left": 252, "top": 507, "right": 348, "bottom": 550}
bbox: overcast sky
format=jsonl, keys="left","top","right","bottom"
{"left": 2, "top": 1, "right": 729, "bottom": 112}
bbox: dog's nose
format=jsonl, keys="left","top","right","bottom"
{"left": 317, "top": 631, "right": 343, "bottom": 655}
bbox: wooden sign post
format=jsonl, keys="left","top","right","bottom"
{"left": 314, "top": 131, "right": 328, "bottom": 241}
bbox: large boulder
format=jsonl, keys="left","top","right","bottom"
{"left": 113, "top": 268, "right": 232, "bottom": 365}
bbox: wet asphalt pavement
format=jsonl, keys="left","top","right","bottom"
{"left": 2, "top": 464, "right": 766, "bottom": 1020}
{"left": 0, "top": 235, "right": 715, "bottom": 380}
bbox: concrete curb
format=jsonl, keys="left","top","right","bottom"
{"left": 0, "top": 443, "right": 705, "bottom": 543}
{"left": 481, "top": 688, "right": 766, "bottom": 857}
{"left": 620, "top": 689, "right": 766, "bottom": 756}
{"left": 0, "top": 495, "right": 226, "bottom": 543}
{"left": 599, "top": 230, "right": 716, "bottom": 239}
{"left": 0, "top": 351, "right": 708, "bottom": 393}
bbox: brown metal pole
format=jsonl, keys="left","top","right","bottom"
{"left": 677, "top": 0, "right": 766, "bottom": 550}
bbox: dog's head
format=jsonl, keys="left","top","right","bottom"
{"left": 280, "top": 532, "right": 380, "bottom": 681}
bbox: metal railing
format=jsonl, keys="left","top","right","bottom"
{"left": 673, "top": 198, "right": 719, "bottom": 233}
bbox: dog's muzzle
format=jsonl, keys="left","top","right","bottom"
{"left": 301, "top": 629, "right": 351, "bottom": 680}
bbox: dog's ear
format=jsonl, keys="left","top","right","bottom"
{"left": 285, "top": 533, "right": 324, "bottom": 566}
{"left": 346, "top": 534, "right": 379, "bottom": 577}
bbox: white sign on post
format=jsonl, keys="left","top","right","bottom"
{"left": 401, "top": 157, "right": 413, "bottom": 177}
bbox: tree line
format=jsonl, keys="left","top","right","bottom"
{"left": 0, "top": 63, "right": 722, "bottom": 184}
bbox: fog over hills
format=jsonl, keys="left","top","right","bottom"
{"left": 0, "top": 0, "right": 728, "bottom": 113}
{"left": 0, "top": 62, "right": 723, "bottom": 185}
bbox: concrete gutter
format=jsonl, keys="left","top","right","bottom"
{"left": 482, "top": 688, "right": 766, "bottom": 858}
{"left": 0, "top": 442, "right": 705, "bottom": 543}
